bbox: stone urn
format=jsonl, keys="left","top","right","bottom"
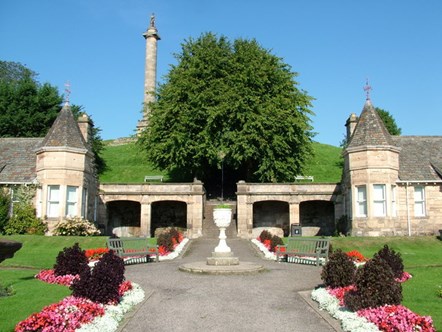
{"left": 0, "top": 239, "right": 22, "bottom": 263}
{"left": 213, "top": 207, "right": 232, "bottom": 253}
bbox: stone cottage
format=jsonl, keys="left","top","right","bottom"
{"left": 342, "top": 98, "right": 442, "bottom": 236}
{"left": 0, "top": 102, "right": 98, "bottom": 232}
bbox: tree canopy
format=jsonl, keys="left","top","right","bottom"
{"left": 375, "top": 107, "right": 402, "bottom": 136}
{"left": 138, "top": 33, "right": 315, "bottom": 185}
{"left": 0, "top": 61, "right": 61, "bottom": 137}
{"left": 0, "top": 61, "right": 106, "bottom": 174}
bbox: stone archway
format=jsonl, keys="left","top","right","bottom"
{"left": 252, "top": 201, "right": 290, "bottom": 236}
{"left": 151, "top": 201, "right": 187, "bottom": 236}
{"left": 106, "top": 200, "right": 141, "bottom": 236}
{"left": 299, "top": 200, "right": 335, "bottom": 236}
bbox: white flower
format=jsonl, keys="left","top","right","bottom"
{"left": 251, "top": 239, "right": 277, "bottom": 260}
{"left": 159, "top": 238, "right": 189, "bottom": 261}
{"left": 311, "top": 288, "right": 380, "bottom": 332}
{"left": 76, "top": 283, "right": 145, "bottom": 332}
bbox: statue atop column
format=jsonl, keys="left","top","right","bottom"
{"left": 150, "top": 13, "right": 155, "bottom": 28}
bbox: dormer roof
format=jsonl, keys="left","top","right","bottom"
{"left": 40, "top": 103, "right": 88, "bottom": 151}
{"left": 347, "top": 99, "right": 395, "bottom": 148}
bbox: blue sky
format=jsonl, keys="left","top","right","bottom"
{"left": 1, "top": 1, "right": 441, "bottom": 146}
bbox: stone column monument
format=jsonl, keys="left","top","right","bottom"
{"left": 137, "top": 13, "right": 161, "bottom": 134}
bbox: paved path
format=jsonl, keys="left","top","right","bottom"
{"left": 121, "top": 238, "right": 340, "bottom": 332}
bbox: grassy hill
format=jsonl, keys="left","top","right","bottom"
{"left": 99, "top": 140, "right": 342, "bottom": 183}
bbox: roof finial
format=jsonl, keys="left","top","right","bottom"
{"left": 363, "top": 78, "right": 372, "bottom": 101}
{"left": 150, "top": 13, "right": 155, "bottom": 28}
{"left": 64, "top": 81, "right": 71, "bottom": 106}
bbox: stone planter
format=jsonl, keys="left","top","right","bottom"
{"left": 213, "top": 208, "right": 232, "bottom": 228}
{"left": 213, "top": 207, "right": 232, "bottom": 253}
{"left": 301, "top": 226, "right": 320, "bottom": 237}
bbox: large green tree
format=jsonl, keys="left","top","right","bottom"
{"left": 0, "top": 61, "right": 61, "bottom": 137}
{"left": 139, "top": 33, "right": 315, "bottom": 184}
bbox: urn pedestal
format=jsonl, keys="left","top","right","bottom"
{"left": 207, "top": 207, "right": 239, "bottom": 266}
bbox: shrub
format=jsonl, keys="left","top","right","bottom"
{"left": 0, "top": 189, "right": 10, "bottom": 234}
{"left": 4, "top": 203, "right": 47, "bottom": 235}
{"left": 71, "top": 250, "right": 125, "bottom": 304}
{"left": 258, "top": 230, "right": 273, "bottom": 243}
{"left": 53, "top": 243, "right": 89, "bottom": 277}
{"left": 157, "top": 227, "right": 183, "bottom": 252}
{"left": 53, "top": 217, "right": 100, "bottom": 236}
{"left": 270, "top": 234, "right": 284, "bottom": 252}
{"left": 373, "top": 244, "right": 404, "bottom": 279}
{"left": 344, "top": 257, "right": 402, "bottom": 311}
{"left": 321, "top": 249, "right": 356, "bottom": 288}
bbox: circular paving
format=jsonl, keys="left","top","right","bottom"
{"left": 179, "top": 261, "right": 266, "bottom": 275}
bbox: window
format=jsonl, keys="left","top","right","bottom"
{"left": 81, "top": 188, "right": 88, "bottom": 218}
{"left": 373, "top": 184, "right": 386, "bottom": 217}
{"left": 66, "top": 186, "right": 78, "bottom": 217}
{"left": 47, "top": 185, "right": 60, "bottom": 218}
{"left": 356, "top": 186, "right": 367, "bottom": 217}
{"left": 414, "top": 186, "right": 426, "bottom": 217}
{"left": 391, "top": 185, "right": 397, "bottom": 217}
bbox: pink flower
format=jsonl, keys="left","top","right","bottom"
{"left": 395, "top": 271, "right": 412, "bottom": 283}
{"left": 358, "top": 305, "right": 435, "bottom": 332}
{"left": 36, "top": 269, "right": 79, "bottom": 287}
{"left": 15, "top": 296, "right": 105, "bottom": 332}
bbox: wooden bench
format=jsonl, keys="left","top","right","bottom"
{"left": 295, "top": 175, "right": 314, "bottom": 182}
{"left": 275, "top": 237, "right": 330, "bottom": 267}
{"left": 144, "top": 175, "right": 163, "bottom": 182}
{"left": 107, "top": 237, "right": 159, "bottom": 263}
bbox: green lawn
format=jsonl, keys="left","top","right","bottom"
{"left": 331, "top": 236, "right": 442, "bottom": 330}
{"left": 99, "top": 141, "right": 168, "bottom": 183}
{"left": 99, "top": 140, "right": 343, "bottom": 184}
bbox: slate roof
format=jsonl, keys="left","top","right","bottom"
{"left": 392, "top": 136, "right": 442, "bottom": 181}
{"left": 348, "top": 99, "right": 395, "bottom": 148}
{"left": 0, "top": 138, "right": 43, "bottom": 183}
{"left": 41, "top": 103, "right": 88, "bottom": 150}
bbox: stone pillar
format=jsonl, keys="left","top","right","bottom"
{"left": 140, "top": 203, "right": 151, "bottom": 237}
{"left": 289, "top": 202, "right": 300, "bottom": 226}
{"left": 138, "top": 14, "right": 160, "bottom": 134}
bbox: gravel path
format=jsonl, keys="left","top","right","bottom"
{"left": 121, "top": 238, "right": 340, "bottom": 332}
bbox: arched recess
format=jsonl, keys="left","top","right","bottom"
{"left": 106, "top": 200, "right": 141, "bottom": 236}
{"left": 151, "top": 201, "right": 187, "bottom": 236}
{"left": 253, "top": 200, "right": 290, "bottom": 236}
{"left": 299, "top": 200, "right": 335, "bottom": 236}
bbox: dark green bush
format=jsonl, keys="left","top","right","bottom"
{"left": 321, "top": 249, "right": 356, "bottom": 288}
{"left": 53, "top": 243, "right": 89, "bottom": 276}
{"left": 373, "top": 244, "right": 404, "bottom": 279}
{"left": 157, "top": 227, "right": 182, "bottom": 252}
{"left": 270, "top": 235, "right": 284, "bottom": 252}
{"left": 258, "top": 230, "right": 272, "bottom": 242}
{"left": 344, "top": 257, "right": 402, "bottom": 311}
{"left": 72, "top": 250, "right": 125, "bottom": 304}
{"left": 0, "top": 189, "right": 10, "bottom": 234}
{"left": 157, "top": 231, "right": 174, "bottom": 252}
{"left": 4, "top": 204, "right": 47, "bottom": 235}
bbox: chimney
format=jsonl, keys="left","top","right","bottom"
{"left": 345, "top": 113, "right": 358, "bottom": 142}
{"left": 77, "top": 113, "right": 92, "bottom": 145}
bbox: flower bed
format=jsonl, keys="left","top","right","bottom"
{"left": 17, "top": 244, "right": 146, "bottom": 332}
{"left": 312, "top": 246, "right": 435, "bottom": 332}
{"left": 20, "top": 272, "right": 144, "bottom": 332}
